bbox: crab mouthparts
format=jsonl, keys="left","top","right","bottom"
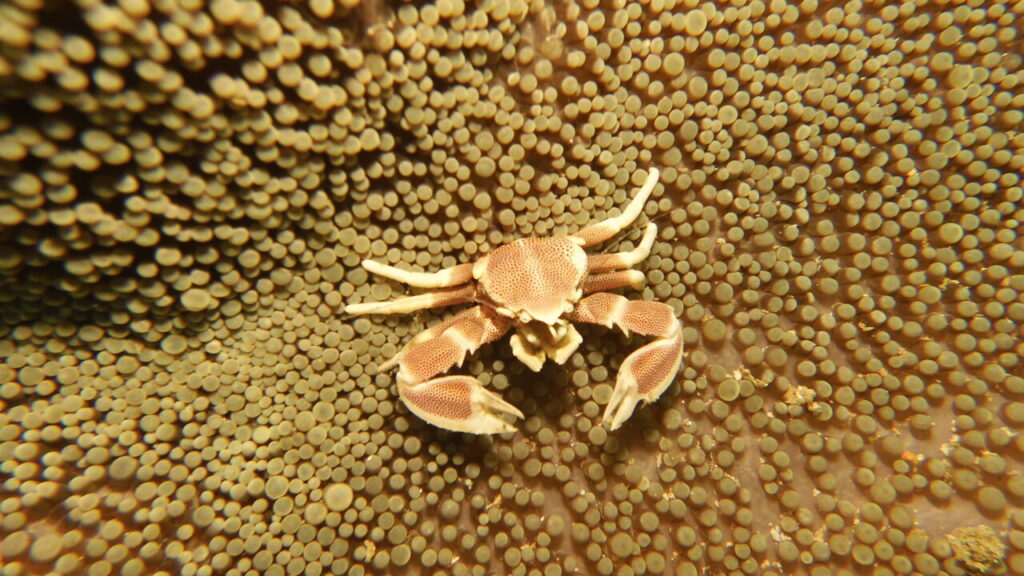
{"left": 508, "top": 320, "right": 582, "bottom": 372}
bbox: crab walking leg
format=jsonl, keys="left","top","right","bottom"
{"left": 344, "top": 285, "right": 475, "bottom": 316}
{"left": 582, "top": 270, "right": 646, "bottom": 294}
{"left": 570, "top": 168, "right": 659, "bottom": 247}
{"left": 586, "top": 223, "right": 658, "bottom": 272}
{"left": 361, "top": 260, "right": 474, "bottom": 288}
{"left": 382, "top": 306, "right": 523, "bottom": 434}
{"left": 571, "top": 293, "right": 684, "bottom": 430}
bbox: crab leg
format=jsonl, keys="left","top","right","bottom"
{"left": 582, "top": 270, "right": 645, "bottom": 294}
{"left": 381, "top": 306, "right": 523, "bottom": 434}
{"left": 361, "top": 260, "right": 474, "bottom": 288}
{"left": 345, "top": 285, "right": 475, "bottom": 316}
{"left": 571, "top": 293, "right": 684, "bottom": 430}
{"left": 571, "top": 168, "right": 659, "bottom": 247}
{"left": 587, "top": 223, "right": 657, "bottom": 272}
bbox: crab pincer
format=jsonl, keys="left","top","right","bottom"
{"left": 377, "top": 306, "right": 524, "bottom": 434}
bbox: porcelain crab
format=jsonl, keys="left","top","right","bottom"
{"left": 345, "top": 168, "right": 684, "bottom": 434}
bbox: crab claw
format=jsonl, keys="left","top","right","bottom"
{"left": 400, "top": 376, "right": 524, "bottom": 434}
{"left": 571, "top": 293, "right": 684, "bottom": 430}
{"left": 603, "top": 324, "right": 683, "bottom": 430}
{"left": 376, "top": 305, "right": 520, "bottom": 434}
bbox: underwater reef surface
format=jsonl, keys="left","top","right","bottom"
{"left": 1, "top": 0, "right": 1023, "bottom": 574}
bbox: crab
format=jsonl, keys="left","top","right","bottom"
{"left": 344, "top": 168, "right": 684, "bottom": 434}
